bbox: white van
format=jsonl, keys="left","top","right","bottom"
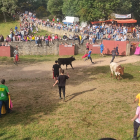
{"left": 62, "top": 16, "right": 79, "bottom": 25}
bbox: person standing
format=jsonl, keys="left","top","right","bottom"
{"left": 53, "top": 70, "right": 69, "bottom": 101}
{"left": 13, "top": 48, "right": 19, "bottom": 64}
{"left": 86, "top": 42, "right": 89, "bottom": 50}
{"left": 131, "top": 106, "right": 140, "bottom": 140}
{"left": 52, "top": 61, "right": 61, "bottom": 82}
{"left": 116, "top": 44, "right": 119, "bottom": 56}
{"left": 100, "top": 43, "right": 104, "bottom": 57}
{"left": 110, "top": 48, "right": 116, "bottom": 63}
{"left": 0, "top": 79, "right": 10, "bottom": 118}
{"left": 85, "top": 49, "right": 94, "bottom": 63}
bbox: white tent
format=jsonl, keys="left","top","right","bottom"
{"left": 62, "top": 16, "right": 79, "bottom": 25}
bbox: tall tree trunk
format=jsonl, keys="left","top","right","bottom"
{"left": 3, "top": 12, "right": 7, "bottom": 22}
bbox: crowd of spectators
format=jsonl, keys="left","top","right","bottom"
{"left": 0, "top": 13, "right": 140, "bottom": 47}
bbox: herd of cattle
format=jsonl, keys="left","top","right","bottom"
{"left": 57, "top": 56, "right": 124, "bottom": 80}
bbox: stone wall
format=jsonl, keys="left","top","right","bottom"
{"left": 38, "top": 25, "right": 75, "bottom": 36}
{"left": 7, "top": 39, "right": 136, "bottom": 56}
{"left": 8, "top": 40, "right": 95, "bottom": 56}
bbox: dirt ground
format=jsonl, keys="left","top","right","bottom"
{"left": 0, "top": 55, "right": 140, "bottom": 81}
{"left": 1, "top": 55, "right": 140, "bottom": 140}
{"left": 0, "top": 55, "right": 139, "bottom": 106}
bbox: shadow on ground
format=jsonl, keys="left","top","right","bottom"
{"left": 122, "top": 73, "right": 134, "bottom": 80}
{"left": 66, "top": 88, "right": 96, "bottom": 102}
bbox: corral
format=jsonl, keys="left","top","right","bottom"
{"left": 1, "top": 55, "right": 140, "bottom": 140}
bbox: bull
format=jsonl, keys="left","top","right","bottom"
{"left": 58, "top": 56, "right": 75, "bottom": 70}
{"left": 110, "top": 62, "right": 124, "bottom": 80}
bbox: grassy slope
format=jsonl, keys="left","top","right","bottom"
{"left": 0, "top": 56, "right": 140, "bottom": 140}
{"left": 0, "top": 21, "right": 20, "bottom": 38}
{"left": 0, "top": 20, "right": 50, "bottom": 39}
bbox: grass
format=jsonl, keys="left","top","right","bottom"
{"left": 0, "top": 20, "right": 51, "bottom": 39}
{"left": 0, "top": 57, "right": 140, "bottom": 140}
{"left": 0, "top": 54, "right": 107, "bottom": 64}
{"left": 0, "top": 21, "right": 20, "bottom": 38}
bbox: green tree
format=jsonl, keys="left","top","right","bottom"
{"left": 62, "top": 0, "right": 82, "bottom": 17}
{"left": 47, "top": 0, "right": 63, "bottom": 19}
{"left": 131, "top": 0, "right": 140, "bottom": 21}
{"left": 0, "top": 0, "right": 17, "bottom": 22}
{"left": 17, "top": 0, "right": 48, "bottom": 12}
{"left": 36, "top": 6, "right": 48, "bottom": 18}
{"left": 77, "top": 0, "right": 133, "bottom": 22}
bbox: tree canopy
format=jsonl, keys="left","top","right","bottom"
{"left": 48, "top": 0, "right": 140, "bottom": 22}
{"left": 0, "top": 0, "right": 139, "bottom": 22}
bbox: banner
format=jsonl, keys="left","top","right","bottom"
{"left": 115, "top": 14, "right": 131, "bottom": 19}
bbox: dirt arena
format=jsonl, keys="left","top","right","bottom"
{"left": 1, "top": 55, "right": 140, "bottom": 140}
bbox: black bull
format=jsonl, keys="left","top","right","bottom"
{"left": 58, "top": 56, "right": 75, "bottom": 69}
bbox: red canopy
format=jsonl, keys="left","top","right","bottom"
{"left": 91, "top": 21, "right": 104, "bottom": 24}
{"left": 105, "top": 19, "right": 114, "bottom": 22}
{"left": 115, "top": 19, "right": 137, "bottom": 23}
{"left": 91, "top": 19, "right": 137, "bottom": 24}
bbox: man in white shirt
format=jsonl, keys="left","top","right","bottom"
{"left": 131, "top": 106, "right": 140, "bottom": 140}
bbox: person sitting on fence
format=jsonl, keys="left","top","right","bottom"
{"left": 41, "top": 35, "right": 45, "bottom": 41}
{"left": 48, "top": 34, "right": 53, "bottom": 44}
{"left": 35, "top": 35, "right": 38, "bottom": 44}
{"left": 54, "top": 34, "right": 59, "bottom": 40}
{"left": 63, "top": 33, "right": 68, "bottom": 41}
{"left": 38, "top": 37, "right": 42, "bottom": 47}
{"left": 45, "top": 35, "right": 49, "bottom": 46}
{"left": 1, "top": 43, "right": 5, "bottom": 46}
{"left": 5, "top": 42, "right": 10, "bottom": 47}
{"left": 31, "top": 35, "right": 35, "bottom": 41}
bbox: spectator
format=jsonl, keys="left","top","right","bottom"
{"left": 131, "top": 106, "right": 140, "bottom": 140}
{"left": 5, "top": 42, "right": 10, "bottom": 47}
{"left": 41, "top": 35, "right": 44, "bottom": 41}
{"left": 31, "top": 35, "right": 35, "bottom": 41}
{"left": 63, "top": 33, "right": 68, "bottom": 41}
{"left": 48, "top": 34, "right": 53, "bottom": 44}
{"left": 1, "top": 43, "right": 5, "bottom": 46}
{"left": 15, "top": 25, "right": 18, "bottom": 31}
{"left": 38, "top": 37, "right": 42, "bottom": 47}
{"left": 54, "top": 34, "right": 59, "bottom": 40}
{"left": 35, "top": 35, "right": 38, "bottom": 44}
{"left": 45, "top": 34, "right": 49, "bottom": 46}
{"left": 0, "top": 79, "right": 11, "bottom": 118}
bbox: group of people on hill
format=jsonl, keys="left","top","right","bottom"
{"left": 1, "top": 11, "right": 139, "bottom": 47}
{"left": 41, "top": 17, "right": 140, "bottom": 41}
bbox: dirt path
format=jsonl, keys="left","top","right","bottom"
{"left": 0, "top": 55, "right": 140, "bottom": 80}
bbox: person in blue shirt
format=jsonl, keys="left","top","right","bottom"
{"left": 100, "top": 43, "right": 104, "bottom": 57}
{"left": 15, "top": 25, "right": 18, "bottom": 31}
{"left": 85, "top": 49, "right": 94, "bottom": 63}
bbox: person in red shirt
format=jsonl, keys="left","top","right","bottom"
{"left": 108, "top": 33, "right": 111, "bottom": 40}
{"left": 54, "top": 34, "right": 59, "bottom": 40}
{"left": 86, "top": 42, "right": 89, "bottom": 50}
{"left": 48, "top": 34, "right": 53, "bottom": 43}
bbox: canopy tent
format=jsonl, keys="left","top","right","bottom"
{"left": 91, "top": 19, "right": 114, "bottom": 24}
{"left": 91, "top": 19, "right": 137, "bottom": 24}
{"left": 104, "top": 19, "right": 114, "bottom": 23}
{"left": 91, "top": 21, "right": 103, "bottom": 24}
{"left": 115, "top": 19, "right": 137, "bottom": 23}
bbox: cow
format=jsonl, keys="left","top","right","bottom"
{"left": 110, "top": 62, "right": 124, "bottom": 80}
{"left": 58, "top": 56, "right": 75, "bottom": 70}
